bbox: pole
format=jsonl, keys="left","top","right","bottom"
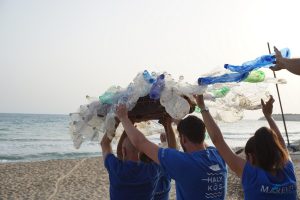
{"left": 267, "top": 42, "right": 290, "bottom": 147}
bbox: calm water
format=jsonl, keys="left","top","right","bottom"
{"left": 0, "top": 113, "right": 299, "bottom": 163}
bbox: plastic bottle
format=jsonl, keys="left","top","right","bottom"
{"left": 164, "top": 96, "right": 190, "bottom": 119}
{"left": 118, "top": 83, "right": 138, "bottom": 110}
{"left": 243, "top": 70, "right": 265, "bottom": 83}
{"left": 99, "top": 86, "right": 122, "bottom": 104}
{"left": 150, "top": 74, "right": 165, "bottom": 99}
{"left": 143, "top": 70, "right": 155, "bottom": 84}
{"left": 132, "top": 72, "right": 151, "bottom": 97}
{"left": 194, "top": 106, "right": 201, "bottom": 113}
{"left": 211, "top": 86, "right": 230, "bottom": 98}
{"left": 198, "top": 72, "right": 249, "bottom": 85}
{"left": 224, "top": 48, "right": 290, "bottom": 73}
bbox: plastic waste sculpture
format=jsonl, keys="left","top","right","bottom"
{"left": 69, "top": 48, "right": 290, "bottom": 148}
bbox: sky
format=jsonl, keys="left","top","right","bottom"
{"left": 0, "top": 0, "right": 300, "bottom": 119}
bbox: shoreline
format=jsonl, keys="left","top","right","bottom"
{"left": 0, "top": 156, "right": 299, "bottom": 200}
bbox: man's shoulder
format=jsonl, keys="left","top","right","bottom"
{"left": 104, "top": 153, "right": 119, "bottom": 168}
{"left": 158, "top": 147, "right": 184, "bottom": 159}
{"left": 206, "top": 146, "right": 223, "bottom": 157}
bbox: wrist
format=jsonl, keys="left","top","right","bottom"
{"left": 200, "top": 106, "right": 209, "bottom": 113}
{"left": 119, "top": 116, "right": 129, "bottom": 122}
{"left": 281, "top": 58, "right": 290, "bottom": 69}
{"left": 264, "top": 115, "right": 272, "bottom": 119}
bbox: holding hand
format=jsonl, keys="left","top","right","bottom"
{"left": 194, "top": 94, "right": 205, "bottom": 109}
{"left": 116, "top": 104, "right": 129, "bottom": 121}
{"left": 261, "top": 95, "right": 275, "bottom": 118}
{"left": 270, "top": 46, "right": 285, "bottom": 71}
{"left": 158, "top": 113, "right": 172, "bottom": 128}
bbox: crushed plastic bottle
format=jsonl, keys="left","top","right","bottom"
{"left": 132, "top": 72, "right": 153, "bottom": 98}
{"left": 150, "top": 74, "right": 165, "bottom": 99}
{"left": 211, "top": 86, "right": 230, "bottom": 98}
{"left": 143, "top": 70, "right": 155, "bottom": 84}
{"left": 198, "top": 72, "right": 249, "bottom": 85}
{"left": 243, "top": 70, "right": 265, "bottom": 83}
{"left": 164, "top": 95, "right": 190, "bottom": 119}
{"left": 99, "top": 86, "right": 121, "bottom": 104}
{"left": 224, "top": 48, "right": 290, "bottom": 73}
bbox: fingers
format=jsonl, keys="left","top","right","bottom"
{"left": 116, "top": 104, "right": 127, "bottom": 117}
{"left": 261, "top": 99, "right": 265, "bottom": 107}
{"left": 274, "top": 46, "right": 280, "bottom": 54}
{"left": 269, "top": 66, "right": 281, "bottom": 71}
{"left": 268, "top": 95, "right": 275, "bottom": 104}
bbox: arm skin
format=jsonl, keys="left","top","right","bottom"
{"left": 261, "top": 95, "right": 288, "bottom": 152}
{"left": 271, "top": 46, "right": 300, "bottom": 75}
{"left": 194, "top": 95, "right": 246, "bottom": 178}
{"left": 117, "top": 131, "right": 127, "bottom": 159}
{"left": 159, "top": 114, "right": 178, "bottom": 149}
{"left": 116, "top": 104, "right": 160, "bottom": 164}
{"left": 100, "top": 133, "right": 113, "bottom": 161}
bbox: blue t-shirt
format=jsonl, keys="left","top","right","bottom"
{"left": 104, "top": 154, "right": 161, "bottom": 200}
{"left": 158, "top": 146, "right": 227, "bottom": 200}
{"left": 154, "top": 170, "right": 171, "bottom": 200}
{"left": 242, "top": 160, "right": 297, "bottom": 200}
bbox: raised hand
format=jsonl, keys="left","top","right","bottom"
{"left": 261, "top": 95, "right": 275, "bottom": 117}
{"left": 270, "top": 46, "right": 284, "bottom": 71}
{"left": 158, "top": 113, "right": 172, "bottom": 128}
{"left": 194, "top": 94, "right": 205, "bottom": 109}
{"left": 116, "top": 104, "right": 129, "bottom": 121}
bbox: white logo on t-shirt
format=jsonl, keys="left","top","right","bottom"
{"left": 209, "top": 164, "right": 221, "bottom": 171}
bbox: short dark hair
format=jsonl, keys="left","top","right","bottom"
{"left": 245, "top": 136, "right": 255, "bottom": 162}
{"left": 177, "top": 115, "right": 206, "bottom": 144}
{"left": 247, "top": 127, "right": 289, "bottom": 171}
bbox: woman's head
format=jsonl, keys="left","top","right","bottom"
{"left": 245, "top": 127, "right": 289, "bottom": 171}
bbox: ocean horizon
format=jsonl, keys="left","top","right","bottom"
{"left": 1, "top": 113, "right": 300, "bottom": 163}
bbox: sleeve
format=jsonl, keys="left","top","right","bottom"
{"left": 104, "top": 154, "right": 119, "bottom": 173}
{"left": 284, "top": 160, "right": 296, "bottom": 180}
{"left": 242, "top": 162, "right": 257, "bottom": 189}
{"left": 158, "top": 148, "right": 188, "bottom": 180}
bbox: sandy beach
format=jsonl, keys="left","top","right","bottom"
{"left": 0, "top": 156, "right": 299, "bottom": 200}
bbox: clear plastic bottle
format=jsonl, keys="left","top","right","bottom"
{"left": 133, "top": 72, "right": 152, "bottom": 98}
{"left": 143, "top": 70, "right": 155, "bottom": 84}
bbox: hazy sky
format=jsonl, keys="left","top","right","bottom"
{"left": 1, "top": 0, "right": 300, "bottom": 119}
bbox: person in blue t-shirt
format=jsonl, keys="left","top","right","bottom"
{"left": 100, "top": 132, "right": 161, "bottom": 200}
{"left": 195, "top": 94, "right": 297, "bottom": 200}
{"left": 115, "top": 105, "right": 228, "bottom": 200}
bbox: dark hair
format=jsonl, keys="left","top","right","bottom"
{"left": 245, "top": 136, "right": 255, "bottom": 163}
{"left": 246, "top": 127, "right": 289, "bottom": 171}
{"left": 177, "top": 115, "right": 206, "bottom": 144}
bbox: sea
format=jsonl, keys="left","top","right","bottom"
{"left": 0, "top": 113, "right": 300, "bottom": 163}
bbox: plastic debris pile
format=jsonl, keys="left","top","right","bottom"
{"left": 69, "top": 49, "right": 289, "bottom": 149}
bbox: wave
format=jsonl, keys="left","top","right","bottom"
{"left": 0, "top": 138, "right": 71, "bottom": 142}
{"left": 0, "top": 152, "right": 101, "bottom": 163}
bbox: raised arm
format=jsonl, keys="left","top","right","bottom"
{"left": 115, "top": 104, "right": 160, "bottom": 164}
{"left": 261, "top": 95, "right": 287, "bottom": 151}
{"left": 100, "top": 133, "right": 113, "bottom": 161}
{"left": 195, "top": 95, "right": 246, "bottom": 177}
{"left": 271, "top": 46, "right": 300, "bottom": 75}
{"left": 117, "top": 131, "right": 127, "bottom": 159}
{"left": 159, "top": 114, "right": 178, "bottom": 149}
